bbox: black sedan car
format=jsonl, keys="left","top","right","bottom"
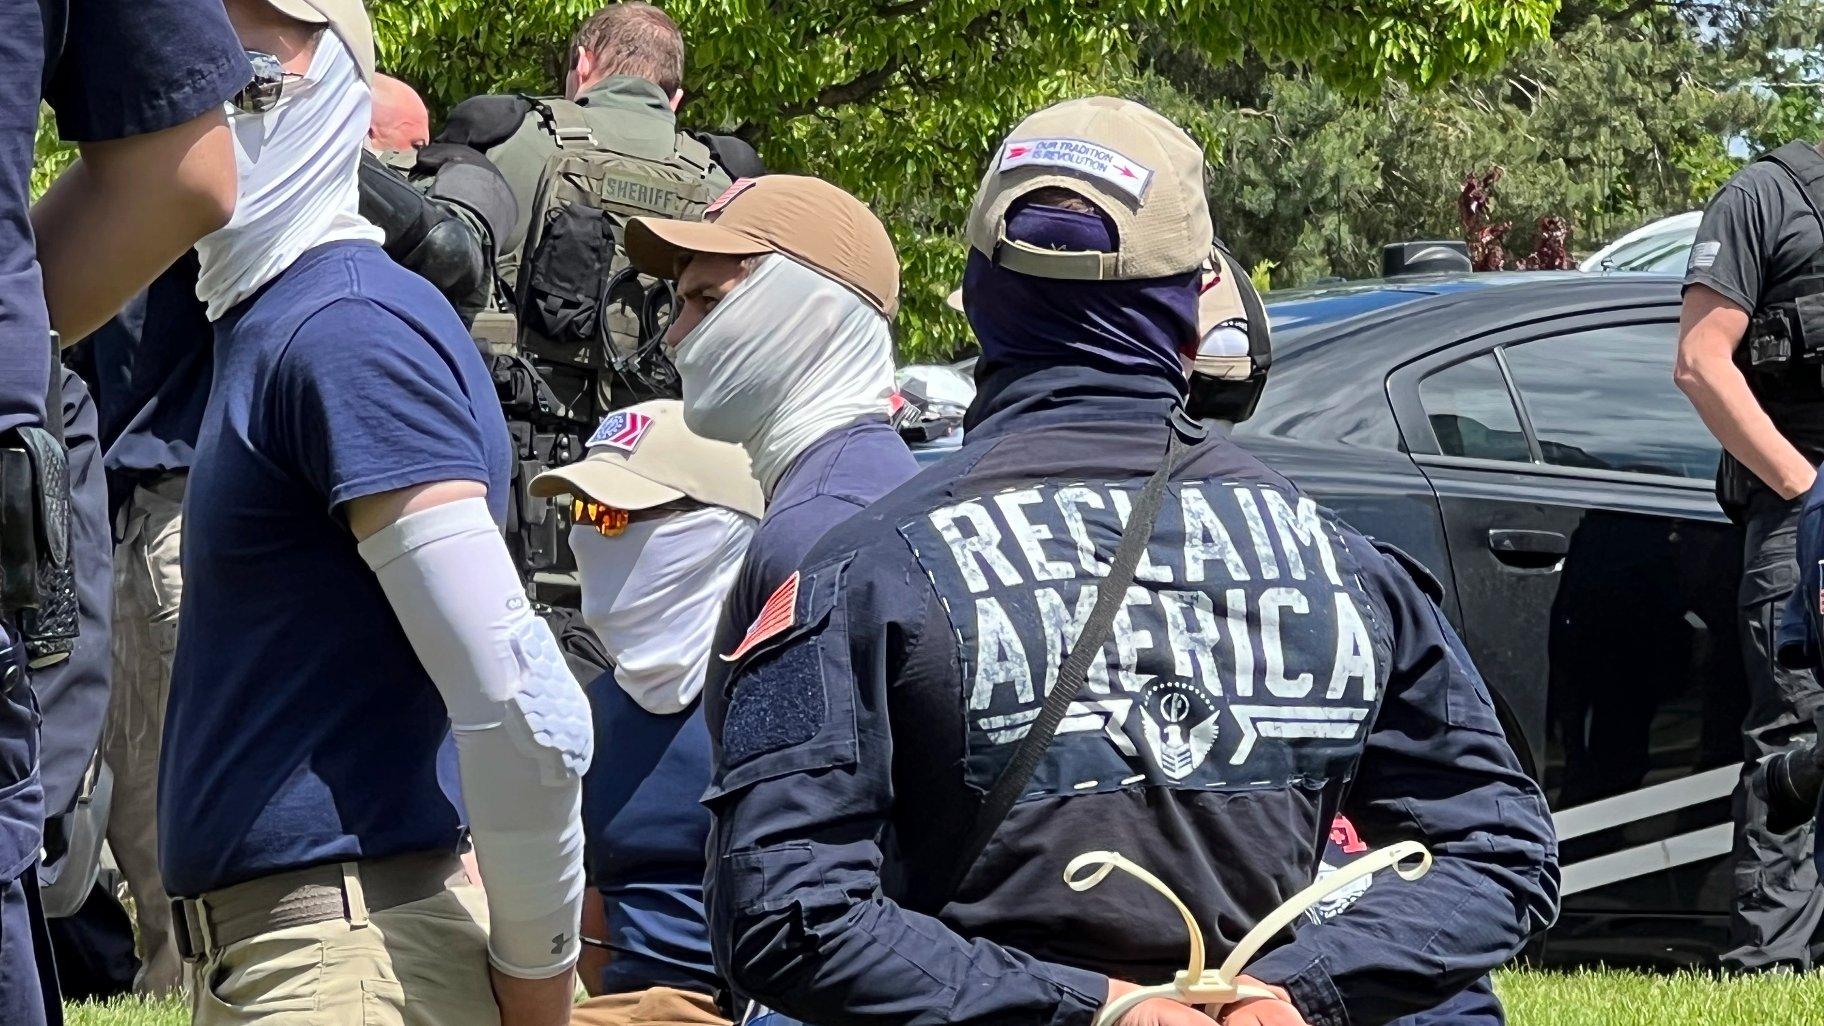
{"left": 1240, "top": 271, "right": 1738, "bottom": 968}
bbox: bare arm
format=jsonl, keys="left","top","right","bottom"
{"left": 31, "top": 107, "right": 237, "bottom": 345}
{"left": 1674, "top": 284, "right": 1817, "bottom": 500}
{"left": 578, "top": 890, "right": 609, "bottom": 998}
{"left": 346, "top": 480, "right": 487, "bottom": 541}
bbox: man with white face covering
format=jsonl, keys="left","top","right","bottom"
{"left": 159, "top": 3, "right": 588, "bottom": 1026}
{"left": 623, "top": 175, "right": 919, "bottom": 681}
{"left": 530, "top": 401, "right": 761, "bottom": 1026}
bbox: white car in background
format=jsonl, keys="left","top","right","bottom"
{"left": 1580, "top": 211, "right": 1702, "bottom": 274}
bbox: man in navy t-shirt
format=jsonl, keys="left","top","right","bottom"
{"left": 158, "top": 5, "right": 588, "bottom": 1026}
{"left": 3, "top": 1, "right": 244, "bottom": 1021}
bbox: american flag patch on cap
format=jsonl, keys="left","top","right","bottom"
{"left": 707, "top": 178, "right": 756, "bottom": 217}
{"left": 589, "top": 411, "right": 655, "bottom": 455}
{"left": 723, "top": 571, "right": 799, "bottom": 662}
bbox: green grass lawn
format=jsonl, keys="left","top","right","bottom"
{"left": 62, "top": 969, "right": 1824, "bottom": 1025}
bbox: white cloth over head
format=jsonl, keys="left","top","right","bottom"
{"left": 674, "top": 254, "right": 897, "bottom": 494}
{"left": 195, "top": 32, "right": 384, "bottom": 319}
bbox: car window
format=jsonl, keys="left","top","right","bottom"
{"left": 1502, "top": 322, "right": 1720, "bottom": 479}
{"left": 1418, "top": 354, "right": 1530, "bottom": 462}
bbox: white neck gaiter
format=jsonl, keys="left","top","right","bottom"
{"left": 195, "top": 34, "right": 385, "bottom": 320}
{"left": 674, "top": 255, "right": 897, "bottom": 494}
{"left": 570, "top": 506, "right": 756, "bottom": 714}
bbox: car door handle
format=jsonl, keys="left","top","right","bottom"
{"left": 1488, "top": 529, "right": 1569, "bottom": 569}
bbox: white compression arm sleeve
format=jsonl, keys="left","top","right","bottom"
{"left": 358, "top": 498, "right": 593, "bottom": 978}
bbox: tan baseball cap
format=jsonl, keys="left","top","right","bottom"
{"left": 530, "top": 401, "right": 764, "bottom": 518}
{"left": 265, "top": 0, "right": 375, "bottom": 82}
{"left": 1194, "top": 247, "right": 1270, "bottom": 383}
{"left": 967, "top": 96, "right": 1211, "bottom": 281}
{"left": 625, "top": 175, "right": 901, "bottom": 317}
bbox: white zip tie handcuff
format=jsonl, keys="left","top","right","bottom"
{"left": 1066, "top": 841, "right": 1433, "bottom": 1026}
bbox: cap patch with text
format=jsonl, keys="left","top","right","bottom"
{"left": 589, "top": 410, "right": 655, "bottom": 455}
{"left": 998, "top": 138, "right": 1155, "bottom": 201}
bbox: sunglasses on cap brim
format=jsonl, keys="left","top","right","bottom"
{"left": 231, "top": 49, "right": 307, "bottom": 115}
{"left": 570, "top": 497, "right": 703, "bottom": 536}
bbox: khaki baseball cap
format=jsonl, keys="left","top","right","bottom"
{"left": 1194, "top": 247, "right": 1270, "bottom": 383}
{"left": 967, "top": 96, "right": 1211, "bottom": 281}
{"left": 529, "top": 401, "right": 764, "bottom": 519}
{"left": 265, "top": 0, "right": 375, "bottom": 82}
{"left": 626, "top": 175, "right": 901, "bottom": 317}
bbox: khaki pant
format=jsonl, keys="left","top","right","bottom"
{"left": 102, "top": 473, "right": 187, "bottom": 994}
{"left": 572, "top": 987, "right": 727, "bottom": 1026}
{"left": 192, "top": 875, "right": 501, "bottom": 1026}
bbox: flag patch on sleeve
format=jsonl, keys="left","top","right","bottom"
{"left": 723, "top": 571, "right": 800, "bottom": 662}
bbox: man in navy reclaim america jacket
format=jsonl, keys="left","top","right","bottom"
{"left": 699, "top": 97, "right": 1559, "bottom": 1026}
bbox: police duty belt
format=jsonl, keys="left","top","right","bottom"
{"left": 1068, "top": 841, "right": 1433, "bottom": 1024}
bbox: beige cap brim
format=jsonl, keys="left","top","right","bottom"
{"left": 529, "top": 461, "right": 687, "bottom": 509}
{"left": 264, "top": 0, "right": 375, "bottom": 82}
{"left": 626, "top": 218, "right": 777, "bottom": 280}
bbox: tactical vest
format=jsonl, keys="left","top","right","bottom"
{"left": 485, "top": 97, "right": 724, "bottom": 599}
{"left": 514, "top": 97, "right": 722, "bottom": 420}
{"left": 1742, "top": 144, "right": 1824, "bottom": 414}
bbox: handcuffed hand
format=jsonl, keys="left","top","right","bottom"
{"left": 1105, "top": 979, "right": 1219, "bottom": 1026}
{"left": 1215, "top": 976, "right": 1308, "bottom": 1026}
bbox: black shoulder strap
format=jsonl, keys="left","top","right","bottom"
{"left": 947, "top": 409, "right": 1209, "bottom": 896}
{"left": 1760, "top": 141, "right": 1824, "bottom": 229}
{"left": 1216, "top": 239, "right": 1272, "bottom": 377}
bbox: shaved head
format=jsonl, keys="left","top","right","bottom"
{"left": 369, "top": 73, "right": 430, "bottom": 153}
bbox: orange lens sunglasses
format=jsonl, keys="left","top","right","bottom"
{"left": 571, "top": 499, "right": 633, "bottom": 537}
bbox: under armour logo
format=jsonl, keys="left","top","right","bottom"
{"left": 552, "top": 933, "right": 568, "bottom": 955}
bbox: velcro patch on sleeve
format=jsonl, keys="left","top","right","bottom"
{"left": 723, "top": 571, "right": 799, "bottom": 663}
{"left": 998, "top": 138, "right": 1155, "bottom": 200}
{"left": 722, "top": 641, "right": 826, "bottom": 768}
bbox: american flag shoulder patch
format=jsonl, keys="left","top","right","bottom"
{"left": 589, "top": 410, "right": 655, "bottom": 455}
{"left": 723, "top": 571, "right": 800, "bottom": 663}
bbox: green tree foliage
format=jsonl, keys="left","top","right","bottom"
{"left": 31, "top": 114, "right": 76, "bottom": 198}
{"left": 370, "top": 0, "right": 1556, "bottom": 359}
{"left": 1135, "top": 4, "right": 1820, "bottom": 291}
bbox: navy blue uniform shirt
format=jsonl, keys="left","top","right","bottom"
{"left": 159, "top": 240, "right": 512, "bottom": 897}
{"left": 78, "top": 253, "right": 213, "bottom": 483}
{"left": 1779, "top": 470, "right": 1824, "bottom": 675}
{"left": 0, "top": 0, "right": 244, "bottom": 895}
{"left": 584, "top": 675, "right": 720, "bottom": 995}
{"left": 1312, "top": 817, "right": 1504, "bottom": 1026}
{"left": 703, "top": 364, "right": 1559, "bottom": 1026}
{"left": 30, "top": 368, "right": 110, "bottom": 824}
{"left": 1777, "top": 466, "right": 1824, "bottom": 870}
{"left": 718, "top": 416, "right": 921, "bottom": 646}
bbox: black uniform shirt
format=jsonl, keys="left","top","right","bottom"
{"left": 1686, "top": 155, "right": 1824, "bottom": 314}
{"left": 1686, "top": 148, "right": 1824, "bottom": 463}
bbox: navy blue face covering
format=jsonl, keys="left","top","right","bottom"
{"left": 963, "top": 202, "right": 1200, "bottom": 382}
